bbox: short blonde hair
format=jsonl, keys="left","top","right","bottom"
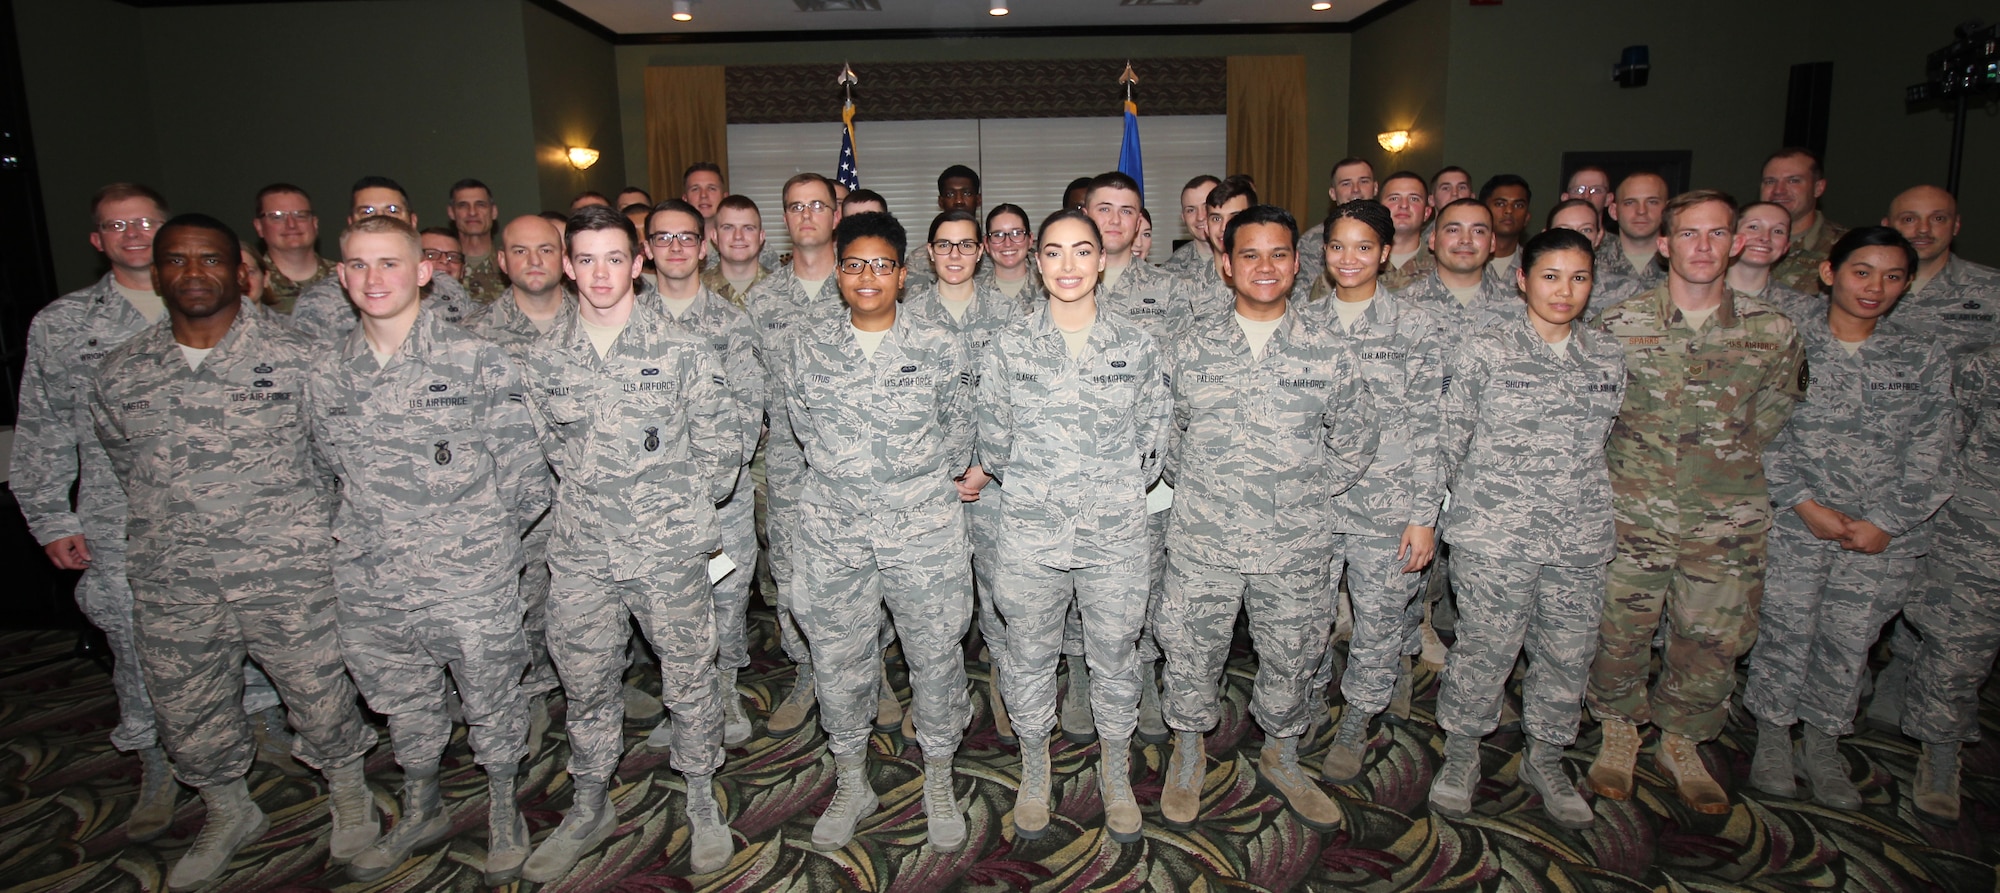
{"left": 339, "top": 214, "right": 421, "bottom": 257}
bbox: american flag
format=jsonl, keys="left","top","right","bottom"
{"left": 836, "top": 100, "right": 859, "bottom": 190}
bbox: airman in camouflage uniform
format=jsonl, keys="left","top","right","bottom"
{"left": 292, "top": 269, "right": 474, "bottom": 339}
{"left": 1745, "top": 272, "right": 1954, "bottom": 810}
{"left": 785, "top": 212, "right": 976, "bottom": 853}
{"left": 1156, "top": 205, "right": 1377, "bottom": 832}
{"left": 89, "top": 216, "right": 380, "bottom": 889}
{"left": 1761, "top": 148, "right": 1849, "bottom": 295}
{"left": 251, "top": 183, "right": 336, "bottom": 316}
{"left": 445, "top": 179, "right": 507, "bottom": 305}
{"left": 1889, "top": 251, "right": 2000, "bottom": 356}
{"left": 1587, "top": 192, "right": 1805, "bottom": 815}
{"left": 306, "top": 216, "right": 548, "bottom": 883}
{"left": 261, "top": 252, "right": 336, "bottom": 316}
{"left": 1904, "top": 341, "right": 2000, "bottom": 824}
{"left": 1429, "top": 232, "right": 1625, "bottom": 828}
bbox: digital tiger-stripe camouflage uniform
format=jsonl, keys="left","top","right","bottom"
{"left": 1587, "top": 286, "right": 1803, "bottom": 778}
{"left": 90, "top": 305, "right": 377, "bottom": 859}
{"left": 905, "top": 276, "right": 1033, "bottom": 723}
{"left": 290, "top": 268, "right": 476, "bottom": 340}
{"left": 460, "top": 289, "right": 572, "bottom": 706}
{"left": 306, "top": 302, "right": 550, "bottom": 877}
{"left": 525, "top": 293, "right": 741, "bottom": 787}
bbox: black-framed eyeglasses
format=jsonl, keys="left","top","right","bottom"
{"left": 931, "top": 239, "right": 981, "bottom": 255}
{"left": 423, "top": 249, "right": 466, "bottom": 265}
{"left": 838, "top": 258, "right": 901, "bottom": 276}
{"left": 986, "top": 228, "right": 1027, "bottom": 243}
{"left": 648, "top": 232, "right": 703, "bottom": 248}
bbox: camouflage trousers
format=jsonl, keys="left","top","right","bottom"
{"left": 132, "top": 583, "right": 373, "bottom": 789}
{"left": 756, "top": 436, "right": 814, "bottom": 667}
{"left": 970, "top": 487, "right": 1013, "bottom": 694}
{"left": 994, "top": 547, "right": 1150, "bottom": 741}
{"left": 1134, "top": 506, "right": 1170, "bottom": 663}
{"left": 1156, "top": 552, "right": 1333, "bottom": 738}
{"left": 1904, "top": 503, "right": 2000, "bottom": 744}
{"left": 793, "top": 500, "right": 972, "bottom": 758}
{"left": 1439, "top": 551, "right": 1604, "bottom": 746}
{"left": 1744, "top": 519, "right": 1919, "bottom": 736}
{"left": 1587, "top": 521, "right": 1766, "bottom": 741}
{"left": 1318, "top": 533, "right": 1426, "bottom": 714}
{"left": 336, "top": 582, "right": 530, "bottom": 770}
{"left": 520, "top": 522, "right": 558, "bottom": 696}
{"left": 77, "top": 554, "right": 157, "bottom": 752}
{"left": 715, "top": 465, "right": 758, "bottom": 671}
{"left": 548, "top": 559, "right": 722, "bottom": 779}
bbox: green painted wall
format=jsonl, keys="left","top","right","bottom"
{"left": 1347, "top": 0, "right": 1449, "bottom": 182}
{"left": 614, "top": 32, "right": 1352, "bottom": 216}
{"left": 522, "top": 0, "right": 628, "bottom": 212}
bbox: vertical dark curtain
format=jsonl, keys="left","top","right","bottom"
{"left": 1227, "top": 55, "right": 1310, "bottom": 226}
{"left": 644, "top": 65, "right": 728, "bottom": 202}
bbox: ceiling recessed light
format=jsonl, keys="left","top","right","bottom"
{"left": 672, "top": 0, "right": 692, "bottom": 21}
{"left": 990, "top": 0, "right": 1009, "bottom": 14}
{"left": 1311, "top": 2, "right": 1334, "bottom": 9}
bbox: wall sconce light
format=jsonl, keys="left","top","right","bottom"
{"left": 1376, "top": 130, "right": 1412, "bottom": 153}
{"left": 989, "top": 0, "right": 1009, "bottom": 15}
{"left": 567, "top": 146, "right": 601, "bottom": 170}
{"left": 672, "top": 0, "right": 693, "bottom": 22}
{"left": 1310, "top": 2, "right": 1333, "bottom": 9}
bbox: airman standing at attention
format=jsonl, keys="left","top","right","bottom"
{"left": 1599, "top": 172, "right": 1670, "bottom": 290}
{"left": 251, "top": 183, "right": 335, "bottom": 315}
{"left": 291, "top": 176, "right": 472, "bottom": 341}
{"left": 1762, "top": 148, "right": 1848, "bottom": 294}
{"left": 447, "top": 179, "right": 506, "bottom": 304}
{"left": 304, "top": 214, "right": 548, "bottom": 885}
{"left": 1587, "top": 190, "right": 1804, "bottom": 816}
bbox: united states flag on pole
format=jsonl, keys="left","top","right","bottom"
{"left": 836, "top": 99, "right": 860, "bottom": 191}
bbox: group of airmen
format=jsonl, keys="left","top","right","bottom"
{"left": 13, "top": 143, "right": 1999, "bottom": 889}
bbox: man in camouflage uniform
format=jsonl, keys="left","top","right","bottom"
{"left": 1587, "top": 190, "right": 1804, "bottom": 815}
{"left": 1164, "top": 175, "right": 1220, "bottom": 276}
{"left": 1904, "top": 341, "right": 2000, "bottom": 825}
{"left": 908, "top": 208, "right": 1035, "bottom": 744}
{"left": 1762, "top": 148, "right": 1848, "bottom": 294}
{"left": 291, "top": 176, "right": 472, "bottom": 341}
{"left": 14, "top": 183, "right": 183, "bottom": 841}
{"left": 642, "top": 199, "right": 766, "bottom": 749}
{"left": 1169, "top": 175, "right": 1255, "bottom": 324}
{"left": 699, "top": 194, "right": 771, "bottom": 308}
{"left": 1156, "top": 205, "right": 1377, "bottom": 832}
{"left": 462, "top": 214, "right": 571, "bottom": 755}
{"left": 1377, "top": 171, "right": 1437, "bottom": 292}
{"left": 1598, "top": 172, "right": 1670, "bottom": 290}
{"left": 90, "top": 215, "right": 377, "bottom": 889}
{"left": 304, "top": 215, "right": 547, "bottom": 884}
{"left": 1868, "top": 185, "right": 2000, "bottom": 730}
{"left": 521, "top": 207, "right": 739, "bottom": 881}
{"left": 1397, "top": 200, "right": 1524, "bottom": 343}
{"left": 251, "top": 183, "right": 336, "bottom": 315}
{"left": 1429, "top": 228, "right": 1626, "bottom": 830}
{"left": 1297, "top": 201, "right": 1447, "bottom": 785}
{"left": 744, "top": 173, "right": 849, "bottom": 736}
{"left": 1295, "top": 157, "right": 1379, "bottom": 277}
{"left": 447, "top": 178, "right": 507, "bottom": 304}
{"left": 1744, "top": 227, "right": 1954, "bottom": 811}
{"left": 785, "top": 212, "right": 976, "bottom": 853}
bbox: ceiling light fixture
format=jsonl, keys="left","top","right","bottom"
{"left": 989, "top": 0, "right": 1009, "bottom": 15}
{"left": 672, "top": 0, "right": 693, "bottom": 22}
{"left": 1376, "top": 130, "right": 1412, "bottom": 153}
{"left": 1311, "top": 2, "right": 1333, "bottom": 9}
{"left": 567, "top": 146, "right": 601, "bottom": 170}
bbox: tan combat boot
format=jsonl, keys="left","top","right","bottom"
{"left": 1012, "top": 735, "right": 1051, "bottom": 838}
{"left": 1161, "top": 730, "right": 1204, "bottom": 829}
{"left": 1655, "top": 732, "right": 1730, "bottom": 815}
{"left": 1913, "top": 741, "right": 1961, "bottom": 826}
{"left": 1257, "top": 733, "right": 1344, "bottom": 830}
{"left": 1587, "top": 718, "right": 1641, "bottom": 800}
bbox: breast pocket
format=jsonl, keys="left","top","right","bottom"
{"left": 415, "top": 430, "right": 489, "bottom": 504}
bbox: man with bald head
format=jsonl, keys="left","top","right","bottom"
{"left": 1881, "top": 185, "right": 2000, "bottom": 355}
{"left": 1600, "top": 172, "right": 1669, "bottom": 289}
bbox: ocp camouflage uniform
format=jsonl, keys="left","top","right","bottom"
{"left": 260, "top": 252, "right": 336, "bottom": 316}
{"left": 91, "top": 310, "right": 374, "bottom": 787}
{"left": 1382, "top": 249, "right": 1437, "bottom": 293}
{"left": 306, "top": 305, "right": 547, "bottom": 771}
{"left": 745, "top": 269, "right": 849, "bottom": 671}
{"left": 462, "top": 289, "right": 572, "bottom": 698}
{"left": 290, "top": 268, "right": 475, "bottom": 342}
{"left": 1889, "top": 254, "right": 2000, "bottom": 356}
{"left": 459, "top": 253, "right": 507, "bottom": 305}
{"left": 1298, "top": 292, "right": 1447, "bottom": 714}
{"left": 1746, "top": 314, "right": 1955, "bottom": 735}
{"left": 1158, "top": 310, "right": 1377, "bottom": 737}
{"left": 1771, "top": 214, "right": 1849, "bottom": 296}
{"left": 785, "top": 310, "right": 975, "bottom": 758}
{"left": 908, "top": 277, "right": 1034, "bottom": 702}
{"left": 976, "top": 303, "right": 1169, "bottom": 741}
{"left": 1906, "top": 343, "right": 2000, "bottom": 743}
{"left": 1437, "top": 318, "right": 1625, "bottom": 746}
{"left": 1595, "top": 239, "right": 1667, "bottom": 291}
{"left": 661, "top": 288, "right": 767, "bottom": 678}
{"left": 701, "top": 263, "right": 770, "bottom": 310}
{"left": 1588, "top": 287, "right": 1804, "bottom": 742}
{"left": 12, "top": 273, "right": 161, "bottom": 754}
{"left": 525, "top": 297, "right": 740, "bottom": 781}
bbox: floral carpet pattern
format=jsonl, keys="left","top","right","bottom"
{"left": 2, "top": 612, "right": 1997, "bottom": 892}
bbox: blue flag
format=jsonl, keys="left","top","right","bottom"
{"left": 836, "top": 101, "right": 860, "bottom": 190}
{"left": 1117, "top": 98, "right": 1143, "bottom": 195}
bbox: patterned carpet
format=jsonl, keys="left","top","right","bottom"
{"left": 2, "top": 611, "right": 1997, "bottom": 893}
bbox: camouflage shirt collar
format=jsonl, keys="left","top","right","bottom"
{"left": 1647, "top": 283, "right": 1742, "bottom": 330}
{"left": 340, "top": 302, "right": 443, "bottom": 367}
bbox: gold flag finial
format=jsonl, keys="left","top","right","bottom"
{"left": 1118, "top": 61, "right": 1138, "bottom": 86}
{"left": 837, "top": 63, "right": 859, "bottom": 86}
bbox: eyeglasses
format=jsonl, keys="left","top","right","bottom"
{"left": 257, "top": 210, "right": 315, "bottom": 224}
{"left": 931, "top": 239, "right": 980, "bottom": 255}
{"left": 985, "top": 228, "right": 1028, "bottom": 243}
{"left": 97, "top": 217, "right": 160, "bottom": 234}
{"left": 355, "top": 204, "right": 405, "bottom": 218}
{"left": 423, "top": 249, "right": 466, "bottom": 265}
{"left": 838, "top": 258, "right": 901, "bottom": 276}
{"left": 785, "top": 200, "right": 833, "bottom": 216}
{"left": 648, "top": 232, "right": 703, "bottom": 248}
{"left": 1568, "top": 185, "right": 1607, "bottom": 197}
